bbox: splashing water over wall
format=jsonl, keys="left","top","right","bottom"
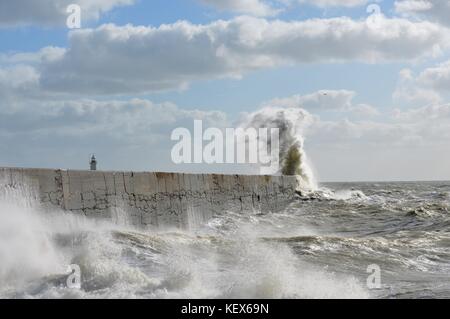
{"left": 239, "top": 106, "right": 317, "bottom": 190}
{"left": 0, "top": 184, "right": 63, "bottom": 287}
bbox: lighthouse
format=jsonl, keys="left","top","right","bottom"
{"left": 90, "top": 155, "right": 97, "bottom": 171}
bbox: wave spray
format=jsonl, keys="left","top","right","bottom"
{"left": 239, "top": 106, "right": 317, "bottom": 190}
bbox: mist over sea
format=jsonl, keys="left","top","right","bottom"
{"left": 1, "top": 180, "right": 449, "bottom": 299}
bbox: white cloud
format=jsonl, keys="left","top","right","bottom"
{"left": 0, "top": 47, "right": 66, "bottom": 67}
{"left": 263, "top": 90, "right": 380, "bottom": 118}
{"left": 0, "top": 65, "right": 43, "bottom": 114}
{"left": 306, "top": 104, "right": 450, "bottom": 150}
{"left": 308, "top": 119, "right": 417, "bottom": 146}
{"left": 198, "top": 0, "right": 371, "bottom": 16}
{"left": 417, "top": 60, "right": 450, "bottom": 93}
{"left": 391, "top": 102, "right": 450, "bottom": 142}
{"left": 346, "top": 103, "right": 380, "bottom": 117}
{"left": 253, "top": 90, "right": 433, "bottom": 149}
{"left": 0, "top": 96, "right": 228, "bottom": 158}
{"left": 0, "top": 61, "right": 227, "bottom": 145}
{"left": 270, "top": 88, "right": 449, "bottom": 151}
{"left": 0, "top": 65, "right": 39, "bottom": 90}
{"left": 264, "top": 90, "right": 355, "bottom": 110}
{"left": 395, "top": 0, "right": 450, "bottom": 27}
{"left": 393, "top": 68, "right": 443, "bottom": 107}
{"left": 33, "top": 16, "right": 448, "bottom": 95}
{"left": 298, "top": 0, "right": 369, "bottom": 8}
{"left": 0, "top": 96, "right": 229, "bottom": 171}
{"left": 256, "top": 90, "right": 433, "bottom": 149}
{"left": 0, "top": 59, "right": 232, "bottom": 171}
{"left": 393, "top": 60, "right": 450, "bottom": 109}
{"left": 0, "top": 0, "right": 134, "bottom": 27}
{"left": 394, "top": 103, "right": 450, "bottom": 122}
{"left": 395, "top": 0, "right": 433, "bottom": 13}
{"left": 198, "top": 0, "right": 282, "bottom": 16}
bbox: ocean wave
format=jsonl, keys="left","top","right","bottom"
{"left": 0, "top": 185, "right": 370, "bottom": 299}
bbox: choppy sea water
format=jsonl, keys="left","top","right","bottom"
{"left": 0, "top": 181, "right": 449, "bottom": 299}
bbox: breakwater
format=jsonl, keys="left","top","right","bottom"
{"left": 0, "top": 168, "right": 298, "bottom": 229}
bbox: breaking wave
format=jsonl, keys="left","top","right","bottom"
{"left": 240, "top": 106, "right": 317, "bottom": 190}
{"left": 0, "top": 184, "right": 369, "bottom": 299}
{"left": 2, "top": 178, "right": 449, "bottom": 299}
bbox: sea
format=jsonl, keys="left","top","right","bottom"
{"left": 0, "top": 181, "right": 449, "bottom": 299}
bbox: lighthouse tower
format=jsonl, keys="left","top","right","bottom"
{"left": 90, "top": 155, "right": 97, "bottom": 171}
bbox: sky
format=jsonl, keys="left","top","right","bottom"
{"left": 0, "top": 0, "right": 450, "bottom": 182}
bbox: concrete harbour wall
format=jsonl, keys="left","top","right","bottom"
{"left": 0, "top": 167, "right": 298, "bottom": 229}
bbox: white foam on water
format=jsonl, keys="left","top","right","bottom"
{"left": 0, "top": 184, "right": 64, "bottom": 288}
{"left": 0, "top": 183, "right": 370, "bottom": 299}
{"left": 144, "top": 228, "right": 369, "bottom": 299}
